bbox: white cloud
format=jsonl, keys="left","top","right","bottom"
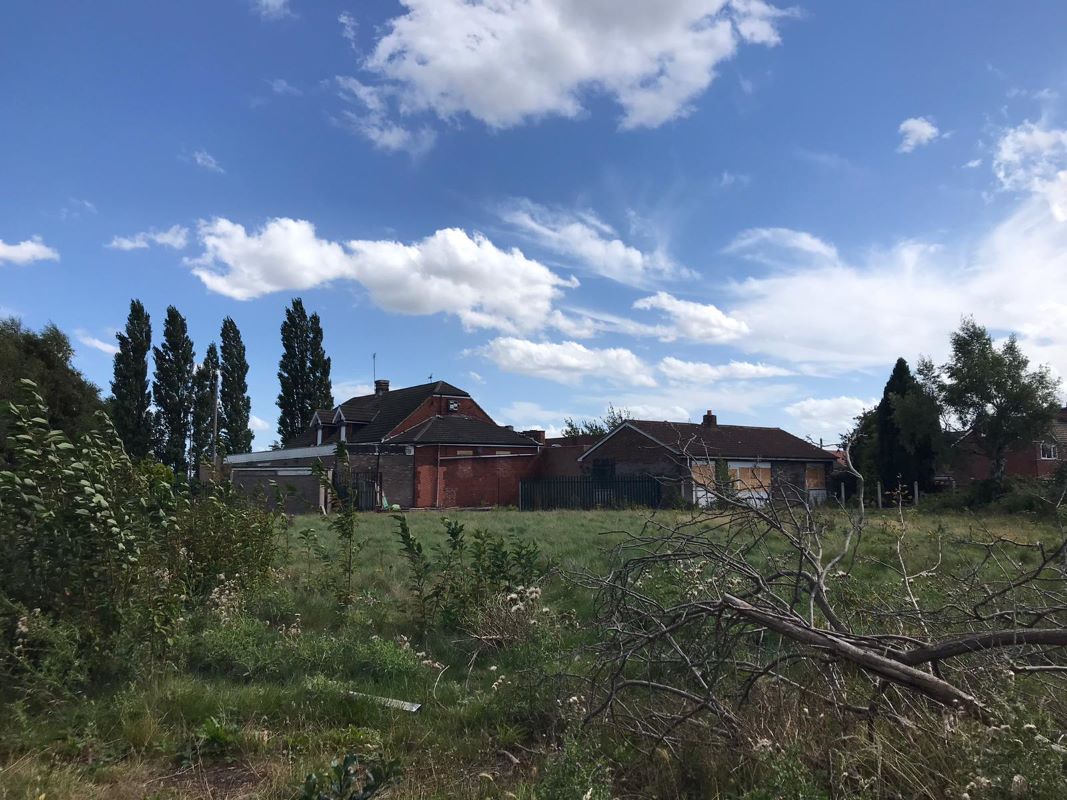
{"left": 75, "top": 330, "right": 119, "bottom": 356}
{"left": 339, "top": 12, "right": 358, "bottom": 48}
{"left": 658, "top": 356, "right": 792, "bottom": 383}
{"left": 632, "top": 291, "right": 749, "bottom": 343}
{"left": 60, "top": 197, "right": 97, "bottom": 221}
{"left": 897, "top": 116, "right": 941, "bottom": 153}
{"left": 962, "top": 158, "right": 983, "bottom": 169}
{"left": 188, "top": 217, "right": 578, "bottom": 334}
{"left": 192, "top": 149, "right": 225, "bottom": 174}
{"left": 252, "top": 0, "right": 291, "bottom": 20}
{"left": 467, "top": 371, "right": 484, "bottom": 384}
{"left": 268, "top": 78, "right": 302, "bottom": 96}
{"left": 719, "top": 170, "right": 751, "bottom": 188}
{"left": 360, "top": 0, "right": 791, "bottom": 131}
{"left": 335, "top": 77, "right": 437, "bottom": 157}
{"left": 107, "top": 224, "right": 189, "bottom": 251}
{"left": 477, "top": 337, "right": 656, "bottom": 387}
{"left": 785, "top": 396, "right": 874, "bottom": 441}
{"left": 494, "top": 400, "right": 571, "bottom": 438}
{"left": 250, "top": 415, "right": 272, "bottom": 432}
{"left": 993, "top": 120, "right": 1067, "bottom": 220}
{"left": 0, "top": 236, "right": 59, "bottom": 265}
{"left": 501, "top": 200, "right": 692, "bottom": 287}
{"left": 725, "top": 192, "right": 1067, "bottom": 373}
{"left": 333, "top": 381, "right": 373, "bottom": 401}
{"left": 726, "top": 226, "right": 839, "bottom": 265}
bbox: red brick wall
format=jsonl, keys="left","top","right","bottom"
{"left": 412, "top": 444, "right": 539, "bottom": 507}
{"left": 955, "top": 440, "right": 1061, "bottom": 482}
{"left": 392, "top": 395, "right": 495, "bottom": 436}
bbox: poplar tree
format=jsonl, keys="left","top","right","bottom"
{"left": 109, "top": 300, "right": 154, "bottom": 458}
{"left": 152, "top": 306, "right": 196, "bottom": 475}
{"left": 277, "top": 298, "right": 333, "bottom": 445}
{"left": 219, "top": 317, "right": 253, "bottom": 454}
{"left": 190, "top": 342, "right": 220, "bottom": 470}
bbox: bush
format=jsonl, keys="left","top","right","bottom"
{"left": 0, "top": 382, "right": 283, "bottom": 694}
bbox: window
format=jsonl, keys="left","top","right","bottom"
{"left": 447, "top": 400, "right": 460, "bottom": 412}
{"left": 1040, "top": 442, "right": 1059, "bottom": 460}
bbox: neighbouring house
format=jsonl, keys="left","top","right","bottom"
{"left": 951, "top": 407, "right": 1067, "bottom": 483}
{"left": 576, "top": 410, "right": 837, "bottom": 506}
{"left": 224, "top": 379, "right": 544, "bottom": 512}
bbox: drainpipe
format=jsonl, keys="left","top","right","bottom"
{"left": 435, "top": 444, "right": 442, "bottom": 508}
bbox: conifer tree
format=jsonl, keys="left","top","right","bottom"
{"left": 875, "top": 358, "right": 941, "bottom": 492}
{"left": 219, "top": 317, "right": 253, "bottom": 454}
{"left": 190, "top": 342, "right": 220, "bottom": 470}
{"left": 152, "top": 306, "right": 196, "bottom": 475}
{"left": 277, "top": 298, "right": 333, "bottom": 445}
{"left": 110, "top": 300, "right": 153, "bottom": 458}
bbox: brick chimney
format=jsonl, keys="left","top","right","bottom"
{"left": 702, "top": 409, "right": 717, "bottom": 427}
{"left": 522, "top": 429, "right": 547, "bottom": 445}
{"left": 374, "top": 379, "right": 390, "bottom": 396}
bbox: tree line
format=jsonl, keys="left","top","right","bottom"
{"left": 848, "top": 317, "right": 1061, "bottom": 494}
{"left": 2, "top": 296, "right": 335, "bottom": 478}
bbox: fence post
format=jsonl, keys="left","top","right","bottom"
{"left": 913, "top": 480, "right": 919, "bottom": 507}
{"left": 877, "top": 481, "right": 883, "bottom": 510}
{"left": 839, "top": 483, "right": 846, "bottom": 505}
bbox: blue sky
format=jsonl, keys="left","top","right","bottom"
{"left": 3, "top": 1, "right": 1067, "bottom": 446}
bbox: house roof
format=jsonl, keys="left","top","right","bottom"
{"left": 298, "top": 381, "right": 474, "bottom": 445}
{"left": 386, "top": 415, "right": 540, "bottom": 447}
{"left": 580, "top": 420, "right": 835, "bottom": 463}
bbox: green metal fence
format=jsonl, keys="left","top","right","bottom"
{"left": 519, "top": 475, "right": 663, "bottom": 511}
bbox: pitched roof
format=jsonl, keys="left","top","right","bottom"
{"left": 386, "top": 415, "right": 540, "bottom": 446}
{"left": 300, "top": 381, "right": 474, "bottom": 445}
{"left": 582, "top": 420, "right": 835, "bottom": 462}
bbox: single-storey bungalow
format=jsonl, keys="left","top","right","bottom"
{"left": 577, "top": 410, "right": 837, "bottom": 506}
{"left": 224, "top": 379, "right": 544, "bottom": 512}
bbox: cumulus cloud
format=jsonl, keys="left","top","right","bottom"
{"left": 191, "top": 149, "right": 225, "bottom": 174}
{"left": 187, "top": 217, "right": 578, "bottom": 334}
{"left": 252, "top": 0, "right": 291, "bottom": 20}
{"left": 897, "top": 116, "right": 941, "bottom": 153}
{"left": 75, "top": 330, "right": 119, "bottom": 356}
{"left": 785, "top": 396, "right": 875, "bottom": 440}
{"left": 477, "top": 337, "right": 656, "bottom": 387}
{"left": 632, "top": 291, "right": 750, "bottom": 343}
{"left": 0, "top": 236, "right": 59, "bottom": 265}
{"left": 501, "top": 200, "right": 692, "bottom": 287}
{"left": 359, "top": 0, "right": 791, "bottom": 132}
{"left": 107, "top": 225, "right": 189, "bottom": 251}
{"left": 333, "top": 381, "right": 374, "bottom": 401}
{"left": 658, "top": 356, "right": 792, "bottom": 383}
{"left": 993, "top": 120, "right": 1067, "bottom": 220}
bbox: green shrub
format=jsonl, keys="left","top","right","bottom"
{"left": 0, "top": 382, "right": 284, "bottom": 693}
{"left": 534, "top": 735, "right": 612, "bottom": 800}
{"left": 299, "top": 752, "right": 400, "bottom": 800}
{"left": 393, "top": 514, "right": 548, "bottom": 627}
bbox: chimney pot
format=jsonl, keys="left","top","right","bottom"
{"left": 374, "top": 379, "right": 390, "bottom": 396}
{"left": 702, "top": 409, "right": 717, "bottom": 427}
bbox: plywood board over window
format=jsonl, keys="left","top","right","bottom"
{"left": 731, "top": 465, "right": 771, "bottom": 491}
{"left": 805, "top": 463, "right": 825, "bottom": 490}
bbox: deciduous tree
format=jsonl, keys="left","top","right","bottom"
{"left": 920, "top": 318, "right": 1060, "bottom": 485}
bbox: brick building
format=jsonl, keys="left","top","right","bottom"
{"left": 951, "top": 407, "right": 1067, "bottom": 483}
{"left": 224, "top": 380, "right": 544, "bottom": 512}
{"left": 576, "top": 410, "right": 836, "bottom": 506}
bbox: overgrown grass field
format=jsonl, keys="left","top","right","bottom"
{"left": 3, "top": 507, "right": 1065, "bottom": 799}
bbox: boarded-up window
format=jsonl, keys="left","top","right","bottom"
{"left": 691, "top": 463, "right": 715, "bottom": 489}
{"left": 805, "top": 463, "right": 825, "bottom": 490}
{"left": 456, "top": 449, "right": 474, "bottom": 456}
{"left": 731, "top": 466, "right": 771, "bottom": 491}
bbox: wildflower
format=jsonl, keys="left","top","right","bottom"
{"left": 1010, "top": 775, "right": 1028, "bottom": 796}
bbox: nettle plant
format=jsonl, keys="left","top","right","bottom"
{"left": 314, "top": 444, "right": 368, "bottom": 603}
{"left": 393, "top": 514, "right": 547, "bottom": 628}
